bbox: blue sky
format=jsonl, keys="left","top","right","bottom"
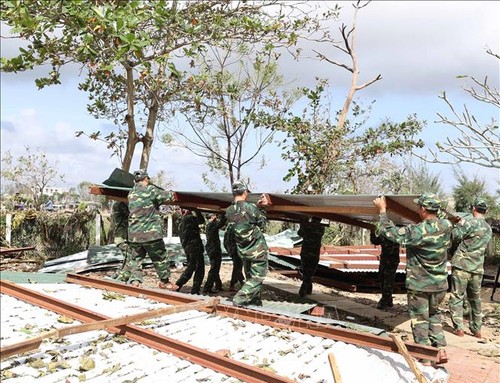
{"left": 1, "top": 1, "right": 499, "bottom": 195}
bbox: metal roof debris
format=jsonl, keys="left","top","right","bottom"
{"left": 1, "top": 279, "right": 449, "bottom": 383}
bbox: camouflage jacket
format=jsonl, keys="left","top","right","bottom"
{"left": 451, "top": 217, "right": 492, "bottom": 274}
{"left": 128, "top": 184, "right": 173, "bottom": 243}
{"left": 179, "top": 211, "right": 205, "bottom": 252}
{"left": 205, "top": 215, "right": 227, "bottom": 256}
{"left": 112, "top": 201, "right": 129, "bottom": 245}
{"left": 379, "top": 213, "right": 452, "bottom": 292}
{"left": 225, "top": 200, "right": 268, "bottom": 260}
{"left": 298, "top": 221, "right": 325, "bottom": 256}
{"left": 370, "top": 231, "right": 400, "bottom": 259}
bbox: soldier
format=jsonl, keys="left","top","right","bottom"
{"left": 175, "top": 209, "right": 206, "bottom": 295}
{"left": 225, "top": 180, "right": 270, "bottom": 306}
{"left": 449, "top": 198, "right": 492, "bottom": 338}
{"left": 109, "top": 201, "right": 133, "bottom": 282}
{"left": 298, "top": 216, "right": 326, "bottom": 297}
{"left": 224, "top": 225, "right": 245, "bottom": 292}
{"left": 127, "top": 169, "right": 178, "bottom": 290}
{"left": 370, "top": 225, "right": 401, "bottom": 309}
{"left": 373, "top": 194, "right": 452, "bottom": 364}
{"left": 202, "top": 213, "right": 227, "bottom": 294}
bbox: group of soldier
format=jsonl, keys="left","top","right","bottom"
{"left": 109, "top": 170, "right": 271, "bottom": 307}
{"left": 372, "top": 193, "right": 492, "bottom": 365}
{"left": 108, "top": 169, "right": 493, "bottom": 364}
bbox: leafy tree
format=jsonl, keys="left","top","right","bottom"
{"left": 165, "top": 42, "right": 300, "bottom": 190}
{"left": 278, "top": 81, "right": 425, "bottom": 194}
{"left": 274, "top": 2, "right": 424, "bottom": 195}
{"left": 1, "top": 0, "right": 305, "bottom": 175}
{"left": 452, "top": 168, "right": 497, "bottom": 214}
{"left": 421, "top": 49, "right": 499, "bottom": 169}
{"left": 379, "top": 159, "right": 444, "bottom": 196}
{"left": 1, "top": 146, "right": 64, "bottom": 210}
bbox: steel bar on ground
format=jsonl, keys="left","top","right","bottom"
{"left": 65, "top": 273, "right": 442, "bottom": 362}
{"left": 0, "top": 280, "right": 294, "bottom": 383}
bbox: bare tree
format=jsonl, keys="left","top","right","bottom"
{"left": 313, "top": 0, "right": 382, "bottom": 180}
{"left": 418, "top": 49, "right": 499, "bottom": 169}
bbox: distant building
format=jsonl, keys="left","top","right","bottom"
{"left": 42, "top": 187, "right": 66, "bottom": 196}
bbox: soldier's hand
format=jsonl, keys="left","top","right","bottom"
{"left": 257, "top": 193, "right": 271, "bottom": 206}
{"left": 373, "top": 195, "right": 387, "bottom": 213}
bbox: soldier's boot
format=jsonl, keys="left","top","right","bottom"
{"left": 299, "top": 281, "right": 312, "bottom": 297}
{"left": 249, "top": 297, "right": 263, "bottom": 306}
{"left": 191, "top": 283, "right": 202, "bottom": 295}
{"left": 377, "top": 296, "right": 393, "bottom": 309}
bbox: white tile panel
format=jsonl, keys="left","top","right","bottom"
{"left": 1, "top": 284, "right": 449, "bottom": 383}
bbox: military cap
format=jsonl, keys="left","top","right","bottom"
{"left": 232, "top": 180, "right": 250, "bottom": 194}
{"left": 472, "top": 197, "right": 488, "bottom": 210}
{"left": 133, "top": 169, "right": 149, "bottom": 182}
{"left": 413, "top": 193, "right": 441, "bottom": 211}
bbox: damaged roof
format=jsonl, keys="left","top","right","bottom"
{"left": 1, "top": 280, "right": 449, "bottom": 383}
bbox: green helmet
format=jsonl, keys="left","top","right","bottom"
{"left": 472, "top": 197, "right": 488, "bottom": 211}
{"left": 232, "top": 180, "right": 250, "bottom": 195}
{"left": 413, "top": 193, "right": 441, "bottom": 211}
{"left": 133, "top": 169, "right": 149, "bottom": 182}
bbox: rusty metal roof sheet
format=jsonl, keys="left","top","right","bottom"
{"left": 91, "top": 180, "right": 420, "bottom": 229}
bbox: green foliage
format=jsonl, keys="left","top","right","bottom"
{"left": 276, "top": 81, "right": 425, "bottom": 194}
{"left": 379, "top": 160, "right": 444, "bottom": 196}
{"left": 0, "top": 210, "right": 97, "bottom": 261}
{"left": 452, "top": 168, "right": 498, "bottom": 216}
{"left": 1, "top": 0, "right": 310, "bottom": 173}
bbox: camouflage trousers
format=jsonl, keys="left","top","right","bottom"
{"left": 175, "top": 245, "right": 205, "bottom": 294}
{"left": 230, "top": 253, "right": 245, "bottom": 288}
{"left": 114, "top": 242, "right": 133, "bottom": 282}
{"left": 203, "top": 250, "right": 223, "bottom": 292}
{"left": 233, "top": 257, "right": 268, "bottom": 306}
{"left": 407, "top": 289, "right": 447, "bottom": 348}
{"left": 300, "top": 250, "right": 320, "bottom": 283}
{"left": 449, "top": 268, "right": 483, "bottom": 334}
{"left": 378, "top": 253, "right": 400, "bottom": 300}
{"left": 128, "top": 239, "right": 171, "bottom": 284}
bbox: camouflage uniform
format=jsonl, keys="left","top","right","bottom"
{"left": 298, "top": 218, "right": 325, "bottom": 297}
{"left": 127, "top": 173, "right": 174, "bottom": 285}
{"left": 225, "top": 190, "right": 269, "bottom": 307}
{"left": 175, "top": 210, "right": 206, "bottom": 294}
{"left": 378, "top": 194, "right": 452, "bottom": 349}
{"left": 224, "top": 226, "right": 245, "bottom": 290}
{"left": 112, "top": 201, "right": 133, "bottom": 282}
{"left": 370, "top": 229, "right": 400, "bottom": 309}
{"left": 203, "top": 214, "right": 227, "bottom": 294}
{"left": 449, "top": 199, "right": 492, "bottom": 335}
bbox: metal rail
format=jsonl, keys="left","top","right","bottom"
{"left": 0, "top": 280, "right": 295, "bottom": 383}
{"left": 65, "top": 273, "right": 443, "bottom": 362}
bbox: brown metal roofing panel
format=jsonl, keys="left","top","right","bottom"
{"left": 89, "top": 183, "right": 421, "bottom": 227}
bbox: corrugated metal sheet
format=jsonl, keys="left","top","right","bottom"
{"left": 91, "top": 175, "right": 423, "bottom": 229}
{"left": 1, "top": 283, "right": 449, "bottom": 383}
